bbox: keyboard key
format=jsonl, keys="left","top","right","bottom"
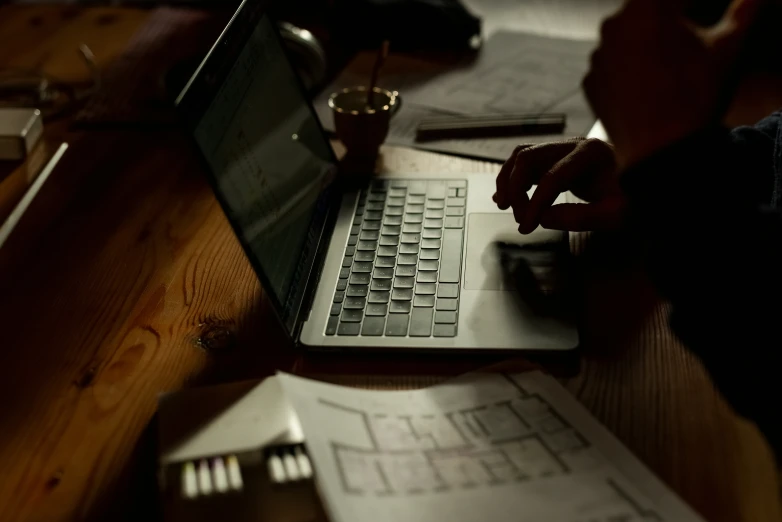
{"left": 396, "top": 265, "right": 416, "bottom": 277}
{"left": 368, "top": 192, "right": 386, "bottom": 202}
{"left": 433, "top": 324, "right": 457, "bottom": 337}
{"left": 409, "top": 181, "right": 427, "bottom": 195}
{"left": 385, "top": 315, "right": 409, "bottom": 336}
{"left": 357, "top": 240, "right": 378, "bottom": 251}
{"left": 445, "top": 207, "right": 465, "bottom": 216}
{"left": 427, "top": 181, "right": 446, "bottom": 199}
{"left": 387, "top": 196, "right": 405, "bottom": 207}
{"left": 415, "top": 283, "right": 436, "bottom": 295}
{"left": 371, "top": 180, "right": 388, "bottom": 192}
{"left": 351, "top": 225, "right": 360, "bottom": 235}
{"left": 418, "top": 260, "right": 438, "bottom": 271}
{"left": 392, "top": 288, "right": 413, "bottom": 300}
{"left": 456, "top": 187, "right": 467, "bottom": 197}
{"left": 339, "top": 268, "right": 350, "bottom": 279}
{"left": 390, "top": 180, "right": 408, "bottom": 188}
{"left": 447, "top": 187, "right": 457, "bottom": 197}
{"left": 366, "top": 304, "right": 388, "bottom": 316}
{"left": 355, "top": 251, "right": 374, "bottom": 262}
{"left": 371, "top": 280, "right": 392, "bottom": 291}
{"left": 347, "top": 285, "right": 368, "bottom": 297}
{"left": 406, "top": 204, "right": 424, "bottom": 214}
{"left": 366, "top": 201, "right": 385, "bottom": 211}
{"left": 326, "top": 316, "right": 338, "bottom": 335}
{"left": 350, "top": 273, "right": 370, "bottom": 285}
{"left": 345, "top": 246, "right": 356, "bottom": 256}
{"left": 389, "top": 188, "right": 406, "bottom": 199}
{"left": 447, "top": 197, "right": 465, "bottom": 207}
{"left": 361, "top": 317, "right": 386, "bottom": 336}
{"left": 435, "top": 311, "right": 457, "bottom": 324}
{"left": 436, "top": 298, "right": 458, "bottom": 311}
{"left": 353, "top": 216, "right": 363, "bottom": 225}
{"left": 393, "top": 277, "right": 415, "bottom": 289}
{"left": 402, "top": 223, "right": 422, "bottom": 233}
{"left": 386, "top": 206, "right": 403, "bottom": 216}
{"left": 336, "top": 280, "right": 347, "bottom": 291}
{"left": 378, "top": 245, "right": 398, "bottom": 257}
{"left": 426, "top": 199, "right": 445, "bottom": 210}
{"left": 420, "top": 249, "right": 440, "bottom": 260}
{"left": 333, "top": 291, "right": 345, "bottom": 303}
{"left": 347, "top": 235, "right": 358, "bottom": 246}
{"left": 424, "top": 218, "right": 443, "bottom": 229}
{"left": 344, "top": 297, "right": 366, "bottom": 309}
{"left": 341, "top": 310, "right": 363, "bottom": 322}
{"left": 380, "top": 235, "right": 399, "bottom": 246}
{"left": 368, "top": 290, "right": 390, "bottom": 303}
{"left": 425, "top": 209, "right": 444, "bottom": 219}
{"left": 330, "top": 303, "right": 341, "bottom": 315}
{"left": 423, "top": 228, "right": 442, "bottom": 239}
{"left": 381, "top": 225, "right": 401, "bottom": 236}
{"left": 448, "top": 180, "right": 467, "bottom": 188}
{"left": 440, "top": 229, "right": 463, "bottom": 283}
{"left": 373, "top": 267, "right": 394, "bottom": 279}
{"left": 342, "top": 257, "right": 352, "bottom": 268}
{"left": 414, "top": 295, "right": 435, "bottom": 307}
{"left": 384, "top": 215, "right": 403, "bottom": 225}
{"left": 407, "top": 194, "right": 425, "bottom": 205}
{"left": 375, "top": 256, "right": 395, "bottom": 268}
{"left": 365, "top": 210, "right": 383, "bottom": 220}
{"left": 417, "top": 271, "right": 437, "bottom": 283}
{"left": 352, "top": 262, "right": 373, "bottom": 273}
{"left": 422, "top": 238, "right": 441, "bottom": 249}
{"left": 409, "top": 308, "right": 434, "bottom": 337}
{"left": 444, "top": 216, "right": 465, "bottom": 229}
{"left": 438, "top": 283, "right": 459, "bottom": 298}
{"left": 363, "top": 221, "right": 381, "bottom": 231}
{"left": 390, "top": 301, "right": 412, "bottom": 313}
{"left": 400, "top": 243, "right": 419, "bottom": 254}
{"left": 360, "top": 230, "right": 379, "bottom": 240}
{"left": 401, "top": 233, "right": 421, "bottom": 244}
{"left": 404, "top": 214, "right": 423, "bottom": 224}
{"left": 338, "top": 322, "right": 361, "bottom": 336}
{"left": 398, "top": 254, "right": 418, "bottom": 265}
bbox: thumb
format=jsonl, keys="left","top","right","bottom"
{"left": 706, "top": 0, "right": 761, "bottom": 60}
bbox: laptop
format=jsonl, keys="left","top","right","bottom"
{"left": 175, "top": 0, "right": 579, "bottom": 352}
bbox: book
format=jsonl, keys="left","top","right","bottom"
{"left": 158, "top": 371, "right": 704, "bottom": 522}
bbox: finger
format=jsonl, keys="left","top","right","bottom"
{"left": 519, "top": 139, "right": 604, "bottom": 233}
{"left": 708, "top": 0, "right": 761, "bottom": 59}
{"left": 506, "top": 140, "right": 583, "bottom": 211}
{"left": 539, "top": 199, "right": 626, "bottom": 232}
{"left": 494, "top": 144, "right": 533, "bottom": 209}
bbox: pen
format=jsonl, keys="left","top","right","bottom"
{"left": 415, "top": 113, "right": 566, "bottom": 141}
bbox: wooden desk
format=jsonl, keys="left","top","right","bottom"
{"left": 0, "top": 5, "right": 779, "bottom": 522}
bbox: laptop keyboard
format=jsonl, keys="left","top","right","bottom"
{"left": 326, "top": 180, "right": 467, "bottom": 338}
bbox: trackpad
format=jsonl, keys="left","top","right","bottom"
{"left": 464, "top": 213, "right": 566, "bottom": 291}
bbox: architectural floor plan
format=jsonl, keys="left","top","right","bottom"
{"left": 278, "top": 372, "right": 703, "bottom": 522}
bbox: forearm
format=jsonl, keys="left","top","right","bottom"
{"left": 620, "top": 114, "right": 782, "bottom": 456}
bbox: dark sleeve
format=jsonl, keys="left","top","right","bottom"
{"left": 620, "top": 112, "right": 782, "bottom": 458}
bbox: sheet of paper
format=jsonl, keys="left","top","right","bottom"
{"left": 314, "top": 32, "right": 596, "bottom": 162}
{"left": 278, "top": 371, "right": 705, "bottom": 522}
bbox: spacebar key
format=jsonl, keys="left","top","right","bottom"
{"left": 439, "top": 228, "right": 463, "bottom": 283}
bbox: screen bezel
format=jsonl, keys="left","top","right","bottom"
{"left": 175, "top": 0, "right": 341, "bottom": 339}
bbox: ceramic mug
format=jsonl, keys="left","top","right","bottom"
{"left": 328, "top": 86, "right": 400, "bottom": 158}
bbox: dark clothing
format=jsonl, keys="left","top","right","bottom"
{"left": 621, "top": 112, "right": 782, "bottom": 458}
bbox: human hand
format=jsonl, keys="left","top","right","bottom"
{"left": 493, "top": 138, "right": 626, "bottom": 234}
{"left": 583, "top": 0, "right": 760, "bottom": 169}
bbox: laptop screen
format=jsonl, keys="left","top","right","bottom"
{"left": 182, "top": 7, "right": 337, "bottom": 334}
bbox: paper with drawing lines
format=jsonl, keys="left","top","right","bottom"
{"left": 278, "top": 371, "right": 704, "bottom": 522}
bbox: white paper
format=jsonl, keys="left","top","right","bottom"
{"left": 278, "top": 371, "right": 704, "bottom": 522}
{"left": 315, "top": 31, "right": 596, "bottom": 162}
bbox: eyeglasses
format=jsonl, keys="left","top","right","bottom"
{"left": 0, "top": 44, "right": 101, "bottom": 119}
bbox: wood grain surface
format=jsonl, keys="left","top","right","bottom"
{"left": 0, "top": 5, "right": 779, "bottom": 522}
